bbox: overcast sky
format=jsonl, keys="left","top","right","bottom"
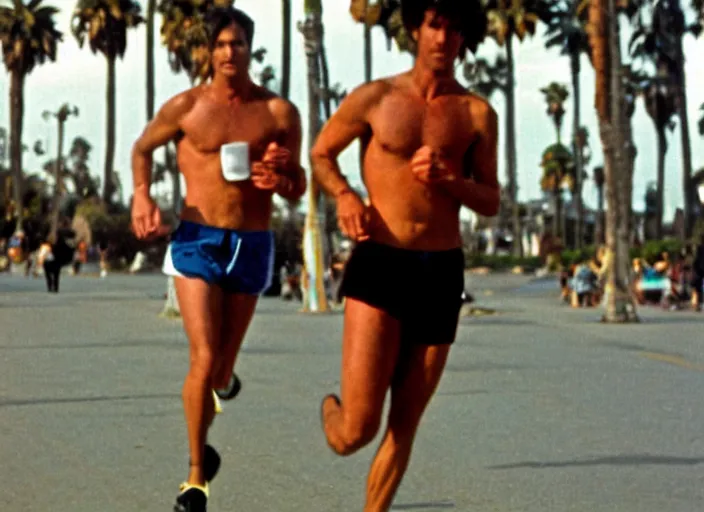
{"left": 1, "top": 0, "right": 703, "bottom": 220}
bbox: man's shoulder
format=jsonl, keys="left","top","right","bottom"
{"left": 262, "top": 89, "right": 301, "bottom": 124}
{"left": 465, "top": 91, "right": 497, "bottom": 119}
{"left": 162, "top": 86, "right": 202, "bottom": 118}
{"left": 345, "top": 77, "right": 395, "bottom": 107}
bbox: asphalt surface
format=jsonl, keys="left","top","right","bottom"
{"left": 2, "top": 271, "right": 704, "bottom": 511}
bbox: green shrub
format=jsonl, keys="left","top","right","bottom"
{"left": 465, "top": 252, "right": 542, "bottom": 271}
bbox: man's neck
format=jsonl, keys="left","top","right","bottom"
{"left": 210, "top": 74, "right": 253, "bottom": 103}
{"left": 410, "top": 64, "right": 455, "bottom": 102}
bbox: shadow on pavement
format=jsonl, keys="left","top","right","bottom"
{"left": 0, "top": 393, "right": 179, "bottom": 408}
{"left": 391, "top": 500, "right": 455, "bottom": 510}
{"left": 488, "top": 454, "right": 704, "bottom": 469}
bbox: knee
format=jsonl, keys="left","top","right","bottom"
{"left": 337, "top": 413, "right": 381, "bottom": 456}
{"left": 188, "top": 345, "right": 216, "bottom": 379}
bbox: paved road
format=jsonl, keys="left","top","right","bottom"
{"left": 2, "top": 272, "right": 704, "bottom": 511}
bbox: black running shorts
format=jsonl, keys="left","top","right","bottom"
{"left": 339, "top": 241, "right": 465, "bottom": 345}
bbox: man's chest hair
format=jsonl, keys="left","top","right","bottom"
{"left": 370, "top": 92, "right": 476, "bottom": 159}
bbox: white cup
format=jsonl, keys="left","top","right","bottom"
{"left": 220, "top": 142, "right": 250, "bottom": 181}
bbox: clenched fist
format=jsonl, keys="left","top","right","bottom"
{"left": 410, "top": 145, "right": 459, "bottom": 185}
{"left": 261, "top": 141, "right": 291, "bottom": 173}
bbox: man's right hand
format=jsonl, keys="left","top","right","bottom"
{"left": 131, "top": 193, "right": 163, "bottom": 240}
{"left": 336, "top": 189, "right": 370, "bottom": 242}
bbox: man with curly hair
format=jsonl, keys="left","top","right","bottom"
{"left": 311, "top": 0, "right": 498, "bottom": 509}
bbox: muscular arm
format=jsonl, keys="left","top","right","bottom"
{"left": 441, "top": 102, "right": 500, "bottom": 217}
{"left": 131, "top": 91, "right": 194, "bottom": 197}
{"left": 272, "top": 99, "right": 306, "bottom": 201}
{"left": 310, "top": 82, "right": 384, "bottom": 198}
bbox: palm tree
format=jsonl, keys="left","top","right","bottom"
{"left": 542, "top": 0, "right": 591, "bottom": 248}
{"left": 0, "top": 0, "right": 62, "bottom": 229}
{"left": 540, "top": 82, "right": 573, "bottom": 239}
{"left": 540, "top": 143, "right": 575, "bottom": 239}
{"left": 587, "top": 0, "right": 638, "bottom": 322}
{"left": 281, "top": 0, "right": 291, "bottom": 98}
{"left": 633, "top": 69, "right": 676, "bottom": 240}
{"left": 299, "top": 0, "right": 329, "bottom": 313}
{"left": 464, "top": 54, "right": 509, "bottom": 100}
{"left": 593, "top": 165, "right": 605, "bottom": 244}
{"left": 541, "top": 82, "right": 569, "bottom": 143}
{"left": 349, "top": 0, "right": 412, "bottom": 82}
{"left": 146, "top": 0, "right": 156, "bottom": 120}
{"left": 72, "top": 0, "right": 144, "bottom": 205}
{"left": 629, "top": 0, "right": 702, "bottom": 238}
{"left": 485, "top": 0, "right": 546, "bottom": 256}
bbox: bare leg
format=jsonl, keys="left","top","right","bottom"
{"left": 175, "top": 277, "right": 224, "bottom": 486}
{"left": 364, "top": 343, "right": 451, "bottom": 512}
{"left": 212, "top": 293, "right": 258, "bottom": 390}
{"left": 322, "top": 298, "right": 401, "bottom": 455}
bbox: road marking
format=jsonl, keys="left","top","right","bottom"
{"left": 642, "top": 352, "right": 704, "bottom": 372}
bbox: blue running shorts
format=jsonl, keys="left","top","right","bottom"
{"left": 163, "top": 221, "right": 275, "bottom": 295}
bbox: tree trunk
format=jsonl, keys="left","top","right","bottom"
{"left": 146, "top": 0, "right": 155, "bottom": 121}
{"left": 281, "top": 0, "right": 292, "bottom": 99}
{"left": 364, "top": 24, "right": 372, "bottom": 83}
{"left": 300, "top": 5, "right": 329, "bottom": 313}
{"left": 655, "top": 124, "right": 666, "bottom": 240}
{"left": 571, "top": 54, "right": 584, "bottom": 249}
{"left": 675, "top": 62, "right": 694, "bottom": 239}
{"left": 589, "top": 0, "right": 638, "bottom": 322}
{"left": 553, "top": 188, "right": 562, "bottom": 239}
{"left": 160, "top": 275, "right": 181, "bottom": 318}
{"left": 596, "top": 185, "right": 605, "bottom": 244}
{"left": 319, "top": 42, "right": 332, "bottom": 120}
{"left": 505, "top": 33, "right": 521, "bottom": 256}
{"left": 363, "top": 0, "right": 372, "bottom": 84}
{"left": 104, "top": 56, "right": 116, "bottom": 204}
{"left": 51, "top": 117, "right": 65, "bottom": 238}
{"left": 167, "top": 143, "right": 181, "bottom": 215}
{"left": 9, "top": 69, "right": 24, "bottom": 230}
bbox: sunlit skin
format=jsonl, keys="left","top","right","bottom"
{"left": 130, "top": 21, "right": 306, "bottom": 488}
{"left": 311, "top": 9, "right": 499, "bottom": 512}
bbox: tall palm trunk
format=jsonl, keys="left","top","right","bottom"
{"left": 505, "top": 33, "right": 521, "bottom": 256}
{"left": 364, "top": 24, "right": 372, "bottom": 82}
{"left": 675, "top": 61, "right": 694, "bottom": 239}
{"left": 553, "top": 186, "right": 562, "bottom": 239}
{"left": 589, "top": 0, "right": 638, "bottom": 322}
{"left": 319, "top": 43, "right": 332, "bottom": 120}
{"left": 50, "top": 116, "right": 65, "bottom": 238}
{"left": 571, "top": 54, "right": 584, "bottom": 249}
{"left": 104, "top": 56, "right": 116, "bottom": 204}
{"left": 300, "top": 0, "right": 329, "bottom": 312}
{"left": 9, "top": 69, "right": 24, "bottom": 230}
{"left": 654, "top": 122, "right": 666, "bottom": 240}
{"left": 146, "top": 0, "right": 155, "bottom": 121}
{"left": 596, "top": 184, "right": 605, "bottom": 244}
{"left": 281, "top": 0, "right": 292, "bottom": 99}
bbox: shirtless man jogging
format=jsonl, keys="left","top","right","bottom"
{"left": 130, "top": 7, "right": 305, "bottom": 511}
{"left": 311, "top": 1, "right": 498, "bottom": 510}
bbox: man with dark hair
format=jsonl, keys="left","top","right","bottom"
{"left": 130, "top": 6, "right": 306, "bottom": 512}
{"left": 311, "top": 0, "right": 497, "bottom": 509}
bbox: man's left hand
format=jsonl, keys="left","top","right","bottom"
{"left": 411, "top": 146, "right": 460, "bottom": 186}
{"left": 262, "top": 141, "right": 291, "bottom": 173}
{"left": 251, "top": 162, "right": 281, "bottom": 190}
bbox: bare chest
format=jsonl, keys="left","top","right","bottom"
{"left": 371, "top": 94, "right": 475, "bottom": 159}
{"left": 180, "top": 100, "right": 279, "bottom": 158}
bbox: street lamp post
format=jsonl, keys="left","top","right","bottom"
{"left": 42, "top": 104, "right": 79, "bottom": 237}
